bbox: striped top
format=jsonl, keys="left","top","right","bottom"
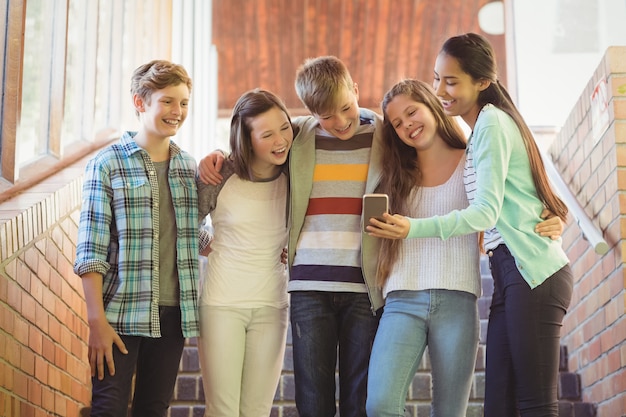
{"left": 384, "top": 157, "right": 481, "bottom": 298}
{"left": 74, "top": 131, "right": 201, "bottom": 338}
{"left": 463, "top": 136, "right": 504, "bottom": 250}
{"left": 289, "top": 119, "right": 374, "bottom": 292}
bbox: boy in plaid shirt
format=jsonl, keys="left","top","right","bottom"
{"left": 74, "top": 60, "right": 209, "bottom": 416}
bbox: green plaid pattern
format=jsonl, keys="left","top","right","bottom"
{"left": 74, "top": 132, "right": 200, "bottom": 337}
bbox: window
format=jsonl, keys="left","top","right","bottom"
{"left": 0, "top": 0, "right": 215, "bottom": 200}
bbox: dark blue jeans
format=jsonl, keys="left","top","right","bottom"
{"left": 290, "top": 291, "right": 380, "bottom": 417}
{"left": 89, "top": 306, "right": 185, "bottom": 417}
{"left": 485, "top": 245, "right": 573, "bottom": 417}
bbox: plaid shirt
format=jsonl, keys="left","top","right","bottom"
{"left": 74, "top": 132, "right": 200, "bottom": 337}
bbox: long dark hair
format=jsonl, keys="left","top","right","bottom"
{"left": 229, "top": 89, "right": 292, "bottom": 181}
{"left": 376, "top": 79, "right": 466, "bottom": 286}
{"left": 440, "top": 33, "right": 568, "bottom": 220}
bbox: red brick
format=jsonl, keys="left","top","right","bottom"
{"left": 42, "top": 288, "right": 56, "bottom": 315}
{"left": 60, "top": 372, "right": 71, "bottom": 395}
{"left": 54, "top": 391, "right": 67, "bottom": 416}
{"left": 29, "top": 275, "right": 43, "bottom": 305}
{"left": 47, "top": 318, "right": 60, "bottom": 344}
{"left": 616, "top": 122, "right": 626, "bottom": 143}
{"left": 20, "top": 345, "right": 35, "bottom": 376}
{"left": 36, "top": 255, "right": 51, "bottom": 287}
{"left": 6, "top": 279, "right": 21, "bottom": 312}
{"left": 47, "top": 366, "right": 60, "bottom": 391}
{"left": 24, "top": 248, "right": 38, "bottom": 277}
{"left": 614, "top": 99, "right": 626, "bottom": 120}
{"left": 617, "top": 169, "right": 626, "bottom": 189}
{"left": 41, "top": 337, "right": 54, "bottom": 363}
{"left": 0, "top": 275, "right": 7, "bottom": 305}
{"left": 13, "top": 316, "right": 28, "bottom": 346}
{"left": 607, "top": 349, "right": 621, "bottom": 374}
{"left": 41, "top": 386, "right": 54, "bottom": 413}
{"left": 21, "top": 294, "right": 36, "bottom": 325}
{"left": 55, "top": 345, "right": 67, "bottom": 370}
{"left": 48, "top": 271, "right": 62, "bottom": 298}
{"left": 34, "top": 356, "right": 48, "bottom": 384}
{"left": 34, "top": 304, "right": 48, "bottom": 334}
{"left": 604, "top": 297, "right": 620, "bottom": 326}
{"left": 54, "top": 298, "right": 67, "bottom": 325}
{"left": 13, "top": 370, "right": 28, "bottom": 399}
{"left": 45, "top": 242, "right": 59, "bottom": 271}
{"left": 16, "top": 259, "right": 31, "bottom": 292}
{"left": 66, "top": 399, "right": 80, "bottom": 417}
{"left": 60, "top": 327, "right": 71, "bottom": 355}
{"left": 28, "top": 378, "right": 42, "bottom": 407}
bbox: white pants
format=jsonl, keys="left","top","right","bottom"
{"left": 198, "top": 304, "right": 289, "bottom": 417}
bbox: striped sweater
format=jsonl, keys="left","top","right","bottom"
{"left": 287, "top": 108, "right": 385, "bottom": 311}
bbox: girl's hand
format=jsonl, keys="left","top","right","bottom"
{"left": 535, "top": 208, "right": 564, "bottom": 240}
{"left": 198, "top": 151, "right": 225, "bottom": 185}
{"left": 365, "top": 212, "right": 410, "bottom": 239}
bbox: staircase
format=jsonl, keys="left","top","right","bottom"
{"left": 166, "top": 255, "right": 598, "bottom": 416}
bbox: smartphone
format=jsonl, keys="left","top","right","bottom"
{"left": 362, "top": 193, "right": 389, "bottom": 232}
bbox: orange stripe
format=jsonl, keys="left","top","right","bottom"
{"left": 313, "top": 164, "right": 368, "bottom": 181}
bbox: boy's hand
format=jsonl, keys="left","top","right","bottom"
{"left": 365, "top": 212, "right": 410, "bottom": 239}
{"left": 200, "top": 240, "right": 213, "bottom": 257}
{"left": 280, "top": 247, "right": 288, "bottom": 265}
{"left": 87, "top": 317, "right": 128, "bottom": 380}
{"left": 535, "top": 208, "right": 564, "bottom": 240}
{"left": 198, "top": 151, "right": 226, "bottom": 185}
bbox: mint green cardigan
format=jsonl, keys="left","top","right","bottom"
{"left": 406, "top": 104, "right": 569, "bottom": 289}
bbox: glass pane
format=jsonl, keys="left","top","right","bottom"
{"left": 17, "top": 0, "right": 52, "bottom": 166}
{"left": 93, "top": 1, "right": 112, "bottom": 133}
{"left": 62, "top": 1, "right": 88, "bottom": 145}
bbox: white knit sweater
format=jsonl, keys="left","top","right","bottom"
{"left": 383, "top": 158, "right": 481, "bottom": 298}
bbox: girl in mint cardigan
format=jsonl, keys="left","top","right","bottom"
{"left": 366, "top": 33, "right": 572, "bottom": 417}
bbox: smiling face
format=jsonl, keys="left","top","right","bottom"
{"left": 135, "top": 83, "right": 190, "bottom": 140}
{"left": 313, "top": 83, "right": 361, "bottom": 140}
{"left": 385, "top": 93, "right": 440, "bottom": 152}
{"left": 248, "top": 106, "right": 294, "bottom": 179}
{"left": 433, "top": 52, "right": 488, "bottom": 128}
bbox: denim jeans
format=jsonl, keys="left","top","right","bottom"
{"left": 90, "top": 306, "right": 185, "bottom": 417}
{"left": 366, "top": 289, "right": 479, "bottom": 417}
{"left": 485, "top": 245, "right": 572, "bottom": 417}
{"left": 290, "top": 291, "right": 380, "bottom": 417}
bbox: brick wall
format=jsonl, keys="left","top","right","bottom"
{"left": 0, "top": 157, "right": 92, "bottom": 416}
{"left": 549, "top": 46, "right": 626, "bottom": 417}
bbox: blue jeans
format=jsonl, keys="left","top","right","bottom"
{"left": 366, "top": 290, "right": 479, "bottom": 417}
{"left": 290, "top": 291, "right": 380, "bottom": 417}
{"left": 89, "top": 306, "right": 185, "bottom": 417}
{"left": 485, "top": 245, "right": 572, "bottom": 417}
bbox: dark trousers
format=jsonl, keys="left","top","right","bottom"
{"left": 485, "top": 245, "right": 573, "bottom": 417}
{"left": 89, "top": 306, "right": 185, "bottom": 417}
{"left": 290, "top": 291, "right": 380, "bottom": 417}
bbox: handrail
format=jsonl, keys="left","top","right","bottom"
{"left": 541, "top": 150, "right": 609, "bottom": 255}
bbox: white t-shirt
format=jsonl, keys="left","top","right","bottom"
{"left": 199, "top": 173, "right": 289, "bottom": 308}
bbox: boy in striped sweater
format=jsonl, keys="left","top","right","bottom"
{"left": 286, "top": 56, "right": 384, "bottom": 417}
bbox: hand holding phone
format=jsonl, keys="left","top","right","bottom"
{"left": 362, "top": 193, "right": 389, "bottom": 232}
